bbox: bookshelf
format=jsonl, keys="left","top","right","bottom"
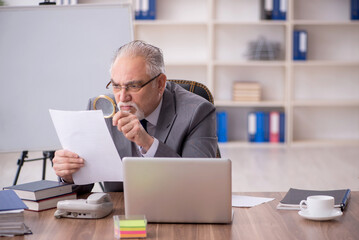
{"left": 55, "top": 0, "right": 359, "bottom": 147}
{"left": 291, "top": 0, "right": 359, "bottom": 146}
{"left": 131, "top": 0, "right": 359, "bottom": 147}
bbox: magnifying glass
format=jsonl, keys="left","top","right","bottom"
{"left": 93, "top": 95, "right": 117, "bottom": 118}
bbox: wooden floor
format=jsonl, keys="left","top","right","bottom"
{"left": 0, "top": 146, "right": 358, "bottom": 192}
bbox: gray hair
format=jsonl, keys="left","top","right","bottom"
{"left": 110, "top": 40, "right": 165, "bottom": 77}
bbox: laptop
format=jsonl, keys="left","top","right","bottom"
{"left": 123, "top": 157, "right": 232, "bottom": 223}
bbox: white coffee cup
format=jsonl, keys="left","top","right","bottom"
{"left": 299, "top": 195, "right": 335, "bottom": 217}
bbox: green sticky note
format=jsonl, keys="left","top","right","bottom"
{"left": 119, "top": 219, "right": 147, "bottom": 228}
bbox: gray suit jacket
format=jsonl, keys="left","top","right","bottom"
{"left": 78, "top": 81, "right": 217, "bottom": 192}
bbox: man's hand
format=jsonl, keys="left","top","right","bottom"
{"left": 112, "top": 111, "right": 154, "bottom": 151}
{"left": 52, "top": 150, "right": 84, "bottom": 184}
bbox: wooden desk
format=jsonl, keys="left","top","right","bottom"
{"left": 6, "top": 192, "right": 359, "bottom": 240}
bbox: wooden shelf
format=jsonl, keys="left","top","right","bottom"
{"left": 292, "top": 100, "right": 359, "bottom": 107}
{"left": 291, "top": 140, "right": 359, "bottom": 147}
{"left": 134, "top": 20, "right": 207, "bottom": 26}
{"left": 214, "top": 61, "right": 286, "bottom": 67}
{"left": 165, "top": 61, "right": 207, "bottom": 66}
{"left": 219, "top": 141, "right": 286, "bottom": 149}
{"left": 293, "top": 20, "right": 359, "bottom": 26}
{"left": 213, "top": 20, "right": 287, "bottom": 26}
{"left": 215, "top": 100, "right": 285, "bottom": 108}
{"left": 292, "top": 61, "right": 359, "bottom": 67}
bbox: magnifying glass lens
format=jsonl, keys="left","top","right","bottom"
{"left": 93, "top": 95, "right": 116, "bottom": 118}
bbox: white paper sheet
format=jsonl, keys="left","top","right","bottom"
{"left": 49, "top": 109, "right": 123, "bottom": 185}
{"left": 232, "top": 195, "right": 274, "bottom": 208}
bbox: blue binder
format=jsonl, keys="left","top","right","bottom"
{"left": 293, "top": 30, "right": 307, "bottom": 61}
{"left": 264, "top": 112, "right": 270, "bottom": 142}
{"left": 272, "top": 0, "right": 286, "bottom": 20}
{"left": 134, "top": 0, "right": 142, "bottom": 20}
{"left": 279, "top": 0, "right": 287, "bottom": 20}
{"left": 141, "top": 0, "right": 156, "bottom": 20}
{"left": 255, "top": 112, "right": 267, "bottom": 142}
{"left": 279, "top": 112, "right": 285, "bottom": 143}
{"left": 216, "top": 111, "right": 228, "bottom": 142}
{"left": 352, "top": 0, "right": 359, "bottom": 20}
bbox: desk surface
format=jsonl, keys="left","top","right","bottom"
{"left": 6, "top": 192, "right": 359, "bottom": 240}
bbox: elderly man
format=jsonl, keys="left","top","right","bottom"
{"left": 52, "top": 40, "right": 217, "bottom": 192}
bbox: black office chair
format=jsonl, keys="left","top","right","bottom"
{"left": 168, "top": 79, "right": 221, "bottom": 158}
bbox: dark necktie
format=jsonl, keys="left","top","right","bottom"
{"left": 140, "top": 119, "right": 148, "bottom": 133}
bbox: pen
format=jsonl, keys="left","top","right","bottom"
{"left": 340, "top": 189, "right": 351, "bottom": 212}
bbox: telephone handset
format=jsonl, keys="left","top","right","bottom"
{"left": 54, "top": 193, "right": 113, "bottom": 219}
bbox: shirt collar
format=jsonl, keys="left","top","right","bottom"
{"left": 145, "top": 98, "right": 162, "bottom": 127}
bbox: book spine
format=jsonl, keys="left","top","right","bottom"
{"left": 255, "top": 112, "right": 266, "bottom": 142}
{"left": 216, "top": 111, "right": 228, "bottom": 142}
{"left": 269, "top": 111, "right": 279, "bottom": 143}
{"left": 248, "top": 112, "right": 256, "bottom": 142}
{"left": 279, "top": 112, "right": 285, "bottom": 143}
{"left": 352, "top": 0, "right": 359, "bottom": 20}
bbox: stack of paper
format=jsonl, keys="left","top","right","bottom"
{"left": 0, "top": 190, "right": 31, "bottom": 236}
{"left": 232, "top": 82, "right": 261, "bottom": 102}
{"left": 114, "top": 215, "right": 147, "bottom": 239}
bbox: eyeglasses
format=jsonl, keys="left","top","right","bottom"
{"left": 106, "top": 73, "right": 161, "bottom": 93}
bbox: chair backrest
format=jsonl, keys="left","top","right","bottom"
{"left": 168, "top": 79, "right": 221, "bottom": 158}
{"left": 168, "top": 79, "right": 214, "bottom": 104}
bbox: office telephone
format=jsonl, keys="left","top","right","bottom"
{"left": 54, "top": 193, "right": 113, "bottom": 219}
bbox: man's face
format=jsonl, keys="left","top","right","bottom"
{"left": 110, "top": 56, "right": 164, "bottom": 118}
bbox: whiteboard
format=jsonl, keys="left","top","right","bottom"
{"left": 0, "top": 3, "right": 133, "bottom": 152}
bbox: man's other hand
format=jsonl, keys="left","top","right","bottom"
{"left": 52, "top": 149, "right": 84, "bottom": 183}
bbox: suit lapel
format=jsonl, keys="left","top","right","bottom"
{"left": 155, "top": 88, "right": 177, "bottom": 143}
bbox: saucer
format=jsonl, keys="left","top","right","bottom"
{"left": 298, "top": 209, "right": 343, "bottom": 221}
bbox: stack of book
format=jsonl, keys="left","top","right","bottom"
{"left": 3, "top": 180, "right": 76, "bottom": 212}
{"left": 232, "top": 82, "right": 261, "bottom": 102}
{"left": 0, "top": 190, "right": 31, "bottom": 236}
